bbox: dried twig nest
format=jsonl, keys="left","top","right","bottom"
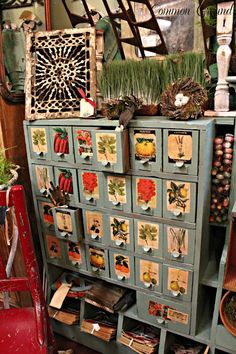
{"left": 161, "top": 77, "right": 208, "bottom": 120}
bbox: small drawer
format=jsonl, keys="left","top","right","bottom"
{"left": 44, "top": 233, "right": 65, "bottom": 265}
{"left": 73, "top": 127, "right": 98, "bottom": 165}
{"left": 52, "top": 207, "right": 83, "bottom": 242}
{"left": 78, "top": 170, "right": 103, "bottom": 207}
{"left": 163, "top": 264, "right": 193, "bottom": 302}
{"left": 105, "top": 214, "right": 134, "bottom": 251}
{"left": 109, "top": 250, "right": 135, "bottom": 285}
{"left": 163, "top": 225, "right": 195, "bottom": 265}
{"left": 64, "top": 240, "right": 86, "bottom": 270}
{"left": 86, "top": 245, "right": 109, "bottom": 278}
{"left": 93, "top": 129, "right": 130, "bottom": 173}
{"left": 83, "top": 209, "right": 106, "bottom": 244}
{"left": 135, "top": 257, "right": 162, "bottom": 293}
{"left": 132, "top": 176, "right": 162, "bottom": 217}
{"left": 28, "top": 126, "right": 51, "bottom": 161}
{"left": 163, "top": 129, "right": 199, "bottom": 175}
{"left": 50, "top": 127, "right": 74, "bottom": 163}
{"left": 38, "top": 201, "right": 55, "bottom": 232}
{"left": 129, "top": 128, "right": 162, "bottom": 172}
{"left": 134, "top": 219, "right": 163, "bottom": 258}
{"left": 163, "top": 180, "right": 197, "bottom": 223}
{"left": 31, "top": 164, "right": 54, "bottom": 198}
{"left": 54, "top": 167, "right": 79, "bottom": 205}
{"left": 137, "top": 292, "right": 191, "bottom": 334}
{"left": 103, "top": 174, "right": 132, "bottom": 213}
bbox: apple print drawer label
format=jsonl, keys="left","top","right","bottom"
{"left": 38, "top": 201, "right": 55, "bottom": 232}
{"left": 130, "top": 128, "right": 162, "bottom": 172}
{"left": 107, "top": 215, "right": 133, "bottom": 251}
{"left": 74, "top": 128, "right": 95, "bottom": 165}
{"left": 164, "top": 225, "right": 195, "bottom": 264}
{"left": 78, "top": 170, "right": 103, "bottom": 207}
{"left": 32, "top": 164, "right": 54, "bottom": 198}
{"left": 45, "top": 234, "right": 63, "bottom": 263}
{"left": 132, "top": 177, "right": 162, "bottom": 216}
{"left": 65, "top": 241, "right": 85, "bottom": 269}
{"left": 163, "top": 180, "right": 196, "bottom": 223}
{"left": 86, "top": 246, "right": 109, "bottom": 277}
{"left": 104, "top": 174, "right": 132, "bottom": 212}
{"left": 136, "top": 292, "right": 191, "bottom": 334}
{"left": 135, "top": 258, "right": 162, "bottom": 293}
{"left": 53, "top": 208, "right": 82, "bottom": 242}
{"left": 50, "top": 127, "right": 74, "bottom": 163}
{"left": 163, "top": 130, "right": 199, "bottom": 175}
{"left": 109, "top": 251, "right": 134, "bottom": 285}
{"left": 54, "top": 167, "right": 79, "bottom": 205}
{"left": 163, "top": 265, "right": 193, "bottom": 302}
{"left": 28, "top": 127, "right": 50, "bottom": 160}
{"left": 134, "top": 220, "right": 163, "bottom": 258}
{"left": 83, "top": 210, "right": 105, "bottom": 243}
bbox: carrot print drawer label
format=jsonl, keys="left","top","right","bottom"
{"left": 96, "top": 133, "right": 117, "bottom": 165}
{"left": 114, "top": 254, "right": 130, "bottom": 280}
{"left": 67, "top": 241, "right": 83, "bottom": 267}
{"left": 148, "top": 301, "right": 189, "bottom": 325}
{"left": 107, "top": 176, "right": 126, "bottom": 205}
{"left": 46, "top": 235, "right": 61, "bottom": 260}
{"left": 89, "top": 246, "right": 106, "bottom": 273}
{"left": 30, "top": 127, "right": 48, "bottom": 156}
{"left": 168, "top": 131, "right": 192, "bottom": 166}
{"left": 58, "top": 169, "right": 73, "bottom": 194}
{"left": 167, "top": 268, "right": 189, "bottom": 297}
{"left": 137, "top": 221, "right": 159, "bottom": 253}
{"left": 76, "top": 129, "right": 93, "bottom": 159}
{"left": 139, "top": 260, "right": 159, "bottom": 289}
{"left": 134, "top": 130, "right": 156, "bottom": 162}
{"left": 110, "top": 216, "right": 130, "bottom": 247}
{"left": 167, "top": 181, "right": 190, "bottom": 215}
{"left": 85, "top": 210, "right": 104, "bottom": 241}
{"left": 167, "top": 226, "right": 188, "bottom": 260}
{"left": 53, "top": 128, "right": 69, "bottom": 156}
{"left": 81, "top": 171, "right": 99, "bottom": 201}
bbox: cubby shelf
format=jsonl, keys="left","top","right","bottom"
{"left": 201, "top": 259, "right": 219, "bottom": 288}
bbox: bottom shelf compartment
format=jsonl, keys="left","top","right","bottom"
{"left": 215, "top": 324, "right": 236, "bottom": 354}
{"left": 164, "top": 332, "right": 209, "bottom": 354}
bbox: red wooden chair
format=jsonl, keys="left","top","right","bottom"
{"left": 0, "top": 185, "right": 56, "bottom": 354}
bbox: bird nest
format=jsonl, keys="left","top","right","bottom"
{"left": 161, "top": 77, "right": 208, "bottom": 120}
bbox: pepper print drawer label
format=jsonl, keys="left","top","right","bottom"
{"left": 85, "top": 210, "right": 104, "bottom": 240}
{"left": 167, "top": 181, "right": 190, "bottom": 214}
{"left": 114, "top": 254, "right": 130, "bottom": 279}
{"left": 168, "top": 268, "right": 189, "bottom": 296}
{"left": 58, "top": 169, "right": 73, "bottom": 194}
{"left": 168, "top": 131, "right": 192, "bottom": 164}
{"left": 55, "top": 211, "right": 73, "bottom": 234}
{"left": 46, "top": 235, "right": 61, "bottom": 259}
{"left": 31, "top": 128, "right": 48, "bottom": 154}
{"left": 140, "top": 260, "right": 159, "bottom": 287}
{"left": 81, "top": 171, "right": 99, "bottom": 201}
{"left": 134, "top": 130, "right": 156, "bottom": 162}
{"left": 89, "top": 247, "right": 106, "bottom": 270}
{"left": 76, "top": 129, "right": 93, "bottom": 158}
{"left": 107, "top": 175, "right": 127, "bottom": 205}
{"left": 67, "top": 241, "right": 82, "bottom": 265}
{"left": 53, "top": 128, "right": 69, "bottom": 155}
{"left": 96, "top": 133, "right": 117, "bottom": 164}
{"left": 35, "top": 165, "right": 51, "bottom": 194}
{"left": 167, "top": 226, "right": 188, "bottom": 258}
{"left": 148, "top": 301, "right": 188, "bottom": 325}
{"left": 137, "top": 221, "right": 159, "bottom": 251}
{"left": 110, "top": 216, "right": 130, "bottom": 246}
{"left": 136, "top": 178, "right": 157, "bottom": 210}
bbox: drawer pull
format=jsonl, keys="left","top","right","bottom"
{"left": 40, "top": 187, "right": 47, "bottom": 195}
{"left": 175, "top": 161, "right": 185, "bottom": 168}
{"left": 115, "top": 240, "right": 124, "bottom": 247}
{"left": 141, "top": 204, "right": 150, "bottom": 211}
{"left": 56, "top": 152, "right": 64, "bottom": 156}
{"left": 144, "top": 282, "right": 153, "bottom": 289}
{"left": 72, "top": 261, "right": 80, "bottom": 267}
{"left": 81, "top": 153, "right": 90, "bottom": 160}
{"left": 36, "top": 151, "right": 44, "bottom": 156}
{"left": 143, "top": 246, "right": 151, "bottom": 253}
{"left": 171, "top": 290, "right": 180, "bottom": 297}
{"left": 173, "top": 211, "right": 182, "bottom": 217}
{"left": 117, "top": 275, "right": 126, "bottom": 281}
{"left": 112, "top": 201, "right": 120, "bottom": 206}
{"left": 92, "top": 266, "right": 100, "bottom": 273}
{"left": 101, "top": 160, "right": 109, "bottom": 166}
{"left": 85, "top": 195, "right": 93, "bottom": 201}
{"left": 91, "top": 234, "right": 99, "bottom": 240}
{"left": 138, "top": 159, "right": 149, "bottom": 165}
{"left": 60, "top": 232, "right": 69, "bottom": 239}
{"left": 171, "top": 251, "right": 181, "bottom": 258}
{"left": 156, "top": 317, "right": 165, "bottom": 324}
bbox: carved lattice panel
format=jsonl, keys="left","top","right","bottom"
{"left": 25, "top": 28, "right": 96, "bottom": 120}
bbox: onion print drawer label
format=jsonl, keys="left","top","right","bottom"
{"left": 81, "top": 171, "right": 99, "bottom": 201}
{"left": 110, "top": 216, "right": 130, "bottom": 246}
{"left": 107, "top": 175, "right": 127, "bottom": 205}
{"left": 167, "top": 226, "right": 189, "bottom": 259}
{"left": 168, "top": 131, "right": 192, "bottom": 164}
{"left": 140, "top": 260, "right": 159, "bottom": 288}
{"left": 134, "top": 130, "right": 156, "bottom": 162}
{"left": 89, "top": 246, "right": 106, "bottom": 271}
{"left": 76, "top": 129, "right": 93, "bottom": 158}
{"left": 96, "top": 133, "right": 117, "bottom": 164}
{"left": 67, "top": 241, "right": 83, "bottom": 266}
{"left": 31, "top": 128, "right": 48, "bottom": 154}
{"left": 85, "top": 210, "right": 104, "bottom": 240}
{"left": 46, "top": 235, "right": 61, "bottom": 259}
{"left": 148, "top": 301, "right": 189, "bottom": 325}
{"left": 114, "top": 254, "right": 130, "bottom": 280}
{"left": 136, "top": 178, "right": 157, "bottom": 210}
{"left": 167, "top": 181, "right": 190, "bottom": 214}
{"left": 137, "top": 221, "right": 159, "bottom": 252}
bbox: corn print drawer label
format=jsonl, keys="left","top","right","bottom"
{"left": 96, "top": 133, "right": 117, "bottom": 164}
{"left": 67, "top": 241, "right": 82, "bottom": 265}
{"left": 134, "top": 130, "right": 156, "bottom": 162}
{"left": 110, "top": 216, "right": 130, "bottom": 246}
{"left": 31, "top": 128, "right": 48, "bottom": 154}
{"left": 35, "top": 165, "right": 51, "bottom": 194}
{"left": 46, "top": 235, "right": 61, "bottom": 259}
{"left": 89, "top": 247, "right": 106, "bottom": 270}
{"left": 53, "top": 128, "right": 69, "bottom": 155}
{"left": 168, "top": 268, "right": 189, "bottom": 296}
{"left": 140, "top": 260, "right": 159, "bottom": 287}
{"left": 167, "top": 227, "right": 188, "bottom": 259}
{"left": 81, "top": 171, "right": 99, "bottom": 201}
{"left": 76, "top": 129, "right": 93, "bottom": 157}
{"left": 58, "top": 169, "right": 73, "bottom": 194}
{"left": 168, "top": 131, "right": 192, "bottom": 164}
{"left": 167, "top": 181, "right": 190, "bottom": 214}
{"left": 137, "top": 221, "right": 159, "bottom": 251}
{"left": 56, "top": 211, "right": 73, "bottom": 234}
{"left": 85, "top": 210, "right": 104, "bottom": 240}
{"left": 107, "top": 176, "right": 127, "bottom": 205}
{"left": 148, "top": 301, "right": 188, "bottom": 325}
{"left": 114, "top": 254, "right": 130, "bottom": 279}
{"left": 136, "top": 178, "right": 157, "bottom": 210}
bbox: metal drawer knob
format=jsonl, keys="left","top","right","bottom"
{"left": 56, "top": 152, "right": 64, "bottom": 156}
{"left": 101, "top": 160, "right": 109, "bottom": 166}
{"left": 143, "top": 246, "right": 151, "bottom": 253}
{"left": 144, "top": 282, "right": 153, "bottom": 289}
{"left": 117, "top": 275, "right": 126, "bottom": 281}
{"left": 85, "top": 195, "right": 93, "bottom": 201}
{"left": 92, "top": 266, "right": 100, "bottom": 273}
{"left": 141, "top": 204, "right": 150, "bottom": 211}
{"left": 112, "top": 201, "right": 120, "bottom": 206}
{"left": 171, "top": 251, "right": 181, "bottom": 258}
{"left": 36, "top": 151, "right": 44, "bottom": 156}
{"left": 175, "top": 161, "right": 185, "bottom": 168}
{"left": 91, "top": 234, "right": 99, "bottom": 240}
{"left": 61, "top": 231, "right": 69, "bottom": 239}
{"left": 173, "top": 211, "right": 182, "bottom": 217}
{"left": 40, "top": 187, "right": 47, "bottom": 195}
{"left": 81, "top": 153, "right": 90, "bottom": 160}
{"left": 72, "top": 261, "right": 80, "bottom": 267}
{"left": 115, "top": 240, "right": 124, "bottom": 247}
{"left": 156, "top": 317, "right": 165, "bottom": 324}
{"left": 138, "top": 159, "right": 149, "bottom": 165}
{"left": 171, "top": 290, "right": 180, "bottom": 297}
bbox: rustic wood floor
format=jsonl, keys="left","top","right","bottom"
{"left": 55, "top": 334, "right": 101, "bottom": 354}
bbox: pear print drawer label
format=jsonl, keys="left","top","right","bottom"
{"left": 83, "top": 210, "right": 106, "bottom": 243}
{"left": 73, "top": 128, "right": 97, "bottom": 165}
{"left": 164, "top": 225, "right": 195, "bottom": 265}
{"left": 163, "top": 180, "right": 196, "bottom": 223}
{"left": 52, "top": 208, "right": 83, "bottom": 242}
{"left": 93, "top": 129, "right": 130, "bottom": 173}
{"left": 132, "top": 176, "right": 162, "bottom": 216}
{"left": 163, "top": 130, "right": 199, "bottom": 175}
{"left": 32, "top": 164, "right": 54, "bottom": 198}
{"left": 130, "top": 128, "right": 162, "bottom": 172}
{"left": 137, "top": 292, "right": 191, "bottom": 334}
{"left": 38, "top": 201, "right": 55, "bottom": 232}
{"left": 45, "top": 234, "right": 64, "bottom": 264}
{"left": 163, "top": 265, "right": 193, "bottom": 302}
{"left": 106, "top": 215, "right": 134, "bottom": 251}
{"left": 104, "top": 174, "right": 132, "bottom": 212}
{"left": 50, "top": 127, "right": 74, "bottom": 163}
{"left": 109, "top": 251, "right": 134, "bottom": 285}
{"left": 134, "top": 219, "right": 163, "bottom": 258}
{"left": 54, "top": 167, "right": 79, "bottom": 205}
{"left": 28, "top": 126, "right": 51, "bottom": 160}
{"left": 65, "top": 241, "right": 86, "bottom": 269}
{"left": 135, "top": 257, "right": 162, "bottom": 293}
{"left": 78, "top": 170, "right": 103, "bottom": 207}
{"left": 86, "top": 245, "right": 109, "bottom": 277}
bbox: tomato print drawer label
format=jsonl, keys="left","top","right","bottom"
{"left": 167, "top": 226, "right": 189, "bottom": 259}
{"left": 167, "top": 181, "right": 190, "bottom": 214}
{"left": 35, "top": 165, "right": 52, "bottom": 195}
{"left": 168, "top": 131, "right": 192, "bottom": 164}
{"left": 114, "top": 254, "right": 130, "bottom": 280}
{"left": 76, "top": 129, "right": 93, "bottom": 158}
{"left": 95, "top": 133, "right": 117, "bottom": 164}
{"left": 89, "top": 246, "right": 106, "bottom": 271}
{"left": 134, "top": 130, "right": 156, "bottom": 162}
{"left": 137, "top": 221, "right": 159, "bottom": 252}
{"left": 107, "top": 175, "right": 127, "bottom": 205}
{"left": 31, "top": 127, "right": 48, "bottom": 155}
{"left": 46, "top": 235, "right": 61, "bottom": 259}
{"left": 53, "top": 128, "right": 69, "bottom": 155}
{"left": 85, "top": 210, "right": 104, "bottom": 241}
{"left": 148, "top": 301, "right": 189, "bottom": 325}
{"left": 55, "top": 211, "right": 73, "bottom": 235}
{"left": 167, "top": 267, "right": 189, "bottom": 297}
{"left": 139, "top": 259, "right": 159, "bottom": 288}
{"left": 67, "top": 241, "right": 83, "bottom": 266}
{"left": 110, "top": 216, "right": 130, "bottom": 246}
{"left": 81, "top": 171, "right": 99, "bottom": 201}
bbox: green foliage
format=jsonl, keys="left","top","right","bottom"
{"left": 0, "top": 150, "right": 17, "bottom": 185}
{"left": 139, "top": 224, "right": 158, "bottom": 245}
{"left": 98, "top": 135, "right": 116, "bottom": 156}
{"left": 108, "top": 179, "right": 125, "bottom": 197}
{"left": 32, "top": 129, "right": 46, "bottom": 147}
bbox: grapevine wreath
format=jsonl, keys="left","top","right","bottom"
{"left": 161, "top": 77, "right": 208, "bottom": 120}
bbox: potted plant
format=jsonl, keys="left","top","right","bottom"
{"left": 0, "top": 150, "right": 19, "bottom": 190}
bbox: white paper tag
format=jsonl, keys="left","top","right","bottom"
{"left": 49, "top": 283, "right": 71, "bottom": 309}
{"left": 91, "top": 323, "right": 100, "bottom": 334}
{"left": 80, "top": 98, "right": 95, "bottom": 117}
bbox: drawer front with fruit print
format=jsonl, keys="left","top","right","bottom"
{"left": 44, "top": 233, "right": 65, "bottom": 266}
{"left": 64, "top": 240, "right": 86, "bottom": 270}
{"left": 105, "top": 214, "right": 134, "bottom": 251}
{"left": 52, "top": 207, "right": 83, "bottom": 242}
{"left": 163, "top": 225, "right": 195, "bottom": 265}
{"left": 103, "top": 174, "right": 132, "bottom": 213}
{"left": 109, "top": 250, "right": 135, "bottom": 285}
{"left": 38, "top": 201, "right": 55, "bottom": 233}
{"left": 78, "top": 170, "right": 103, "bottom": 207}
{"left": 163, "top": 180, "right": 197, "bottom": 223}
{"left": 134, "top": 219, "right": 163, "bottom": 258}
{"left": 137, "top": 292, "right": 191, "bottom": 334}
{"left": 163, "top": 265, "right": 193, "bottom": 302}
{"left": 31, "top": 164, "right": 54, "bottom": 198}
{"left": 135, "top": 257, "right": 162, "bottom": 293}
{"left": 92, "top": 129, "right": 130, "bottom": 173}
{"left": 86, "top": 245, "right": 109, "bottom": 278}
{"left": 163, "top": 129, "right": 199, "bottom": 175}
{"left": 73, "top": 127, "right": 98, "bottom": 166}
{"left": 83, "top": 209, "right": 107, "bottom": 244}
{"left": 129, "top": 128, "right": 162, "bottom": 172}
{"left": 50, "top": 127, "right": 74, "bottom": 163}
{"left": 132, "top": 176, "right": 162, "bottom": 217}
{"left": 54, "top": 167, "right": 79, "bottom": 205}
{"left": 28, "top": 126, "right": 51, "bottom": 161}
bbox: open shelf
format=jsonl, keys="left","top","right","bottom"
{"left": 201, "top": 258, "right": 219, "bottom": 288}
{"left": 215, "top": 324, "right": 236, "bottom": 353}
